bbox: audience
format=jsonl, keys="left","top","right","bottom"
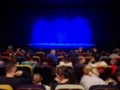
{"left": 21, "top": 57, "right": 38, "bottom": 68}
{"left": 52, "top": 66, "right": 75, "bottom": 89}
{"left": 80, "top": 65, "right": 107, "bottom": 90}
{"left": 32, "top": 73, "right": 50, "bottom": 90}
{"left": 88, "top": 57, "right": 97, "bottom": 67}
{"left": 0, "top": 61, "right": 32, "bottom": 89}
{"left": 0, "top": 46, "right": 120, "bottom": 90}
{"left": 74, "top": 56, "right": 85, "bottom": 68}
{"left": 47, "top": 49, "right": 57, "bottom": 64}
{"left": 116, "top": 71, "right": 120, "bottom": 89}
{"left": 41, "top": 61, "right": 51, "bottom": 68}
{"left": 110, "top": 58, "right": 118, "bottom": 75}
{"left": 78, "top": 47, "right": 83, "bottom": 55}
{"left": 109, "top": 49, "right": 120, "bottom": 59}
{"left": 57, "top": 55, "right": 73, "bottom": 67}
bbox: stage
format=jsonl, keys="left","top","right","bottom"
{"left": 29, "top": 43, "right": 95, "bottom": 48}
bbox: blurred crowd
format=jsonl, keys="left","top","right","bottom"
{"left": 0, "top": 45, "right": 120, "bottom": 90}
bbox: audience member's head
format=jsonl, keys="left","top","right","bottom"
{"left": 62, "top": 55, "right": 71, "bottom": 63}
{"left": 83, "top": 65, "right": 92, "bottom": 75}
{"left": 7, "top": 45, "right": 13, "bottom": 51}
{"left": 5, "top": 61, "right": 17, "bottom": 75}
{"left": 110, "top": 58, "right": 118, "bottom": 65}
{"left": 92, "top": 47, "right": 97, "bottom": 53}
{"left": 55, "top": 66, "right": 75, "bottom": 84}
{"left": 32, "top": 73, "right": 43, "bottom": 85}
{"left": 78, "top": 47, "right": 83, "bottom": 52}
{"left": 50, "top": 49, "right": 56, "bottom": 55}
{"left": 5, "top": 61, "right": 24, "bottom": 78}
{"left": 78, "top": 56, "right": 85, "bottom": 64}
{"left": 42, "top": 61, "right": 50, "bottom": 67}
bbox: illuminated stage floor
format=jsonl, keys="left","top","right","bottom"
{"left": 29, "top": 43, "right": 95, "bottom": 48}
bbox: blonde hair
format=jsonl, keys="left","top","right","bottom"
{"left": 92, "top": 68, "right": 100, "bottom": 77}
{"left": 83, "top": 65, "right": 92, "bottom": 75}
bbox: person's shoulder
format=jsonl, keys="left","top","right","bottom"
{"left": 81, "top": 75, "right": 90, "bottom": 79}
{"left": 44, "top": 85, "right": 50, "bottom": 90}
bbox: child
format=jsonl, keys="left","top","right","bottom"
{"left": 32, "top": 73, "right": 50, "bottom": 90}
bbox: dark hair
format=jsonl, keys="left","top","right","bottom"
{"left": 63, "top": 54, "right": 71, "bottom": 62}
{"left": 33, "top": 73, "right": 42, "bottom": 77}
{"left": 5, "top": 61, "right": 17, "bottom": 73}
{"left": 56, "top": 66, "right": 66, "bottom": 76}
{"left": 56, "top": 66, "right": 76, "bottom": 83}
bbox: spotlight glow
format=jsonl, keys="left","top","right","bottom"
{"left": 30, "top": 16, "right": 94, "bottom": 48}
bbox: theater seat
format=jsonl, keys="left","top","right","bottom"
{"left": 89, "top": 85, "right": 119, "bottom": 90}
{"left": 55, "top": 84, "right": 85, "bottom": 90}
{"left": 16, "top": 84, "right": 45, "bottom": 90}
{"left": 33, "top": 56, "right": 40, "bottom": 63}
{"left": 17, "top": 65, "right": 33, "bottom": 75}
{"left": 0, "top": 84, "right": 13, "bottom": 90}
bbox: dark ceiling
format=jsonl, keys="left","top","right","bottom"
{"left": 0, "top": 0, "right": 119, "bottom": 48}
{"left": 7, "top": 0, "right": 119, "bottom": 8}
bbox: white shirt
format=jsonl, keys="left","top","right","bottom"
{"left": 35, "top": 83, "right": 50, "bottom": 90}
{"left": 57, "top": 61, "right": 73, "bottom": 67}
{"left": 80, "top": 74, "right": 107, "bottom": 90}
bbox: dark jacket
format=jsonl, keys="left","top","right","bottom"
{"left": 0, "top": 72, "right": 32, "bottom": 90}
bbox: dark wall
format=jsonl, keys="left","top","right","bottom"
{"left": 0, "top": 0, "right": 120, "bottom": 48}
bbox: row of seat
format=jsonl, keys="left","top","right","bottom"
{"left": 0, "top": 64, "right": 113, "bottom": 84}
{"left": 0, "top": 65, "right": 53, "bottom": 85}
{"left": 0, "top": 84, "right": 119, "bottom": 90}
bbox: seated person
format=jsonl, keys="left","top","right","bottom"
{"left": 92, "top": 67, "right": 117, "bottom": 85}
{"left": 52, "top": 66, "right": 76, "bottom": 89}
{"left": 47, "top": 49, "right": 57, "bottom": 64}
{"left": 57, "top": 55, "right": 73, "bottom": 67}
{"left": 74, "top": 56, "right": 85, "bottom": 68}
{"left": 32, "top": 73, "right": 50, "bottom": 90}
{"left": 80, "top": 65, "right": 107, "bottom": 90}
{"left": 21, "top": 57, "right": 38, "bottom": 68}
{"left": 0, "top": 61, "right": 32, "bottom": 89}
{"left": 96, "top": 57, "right": 108, "bottom": 67}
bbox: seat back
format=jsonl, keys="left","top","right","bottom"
{"left": 17, "top": 65, "right": 33, "bottom": 74}
{"left": 55, "top": 84, "right": 85, "bottom": 90}
{"left": 33, "top": 56, "right": 40, "bottom": 63}
{"left": 89, "top": 85, "right": 119, "bottom": 90}
{"left": 16, "top": 84, "right": 45, "bottom": 90}
{"left": 0, "top": 84, "right": 13, "bottom": 90}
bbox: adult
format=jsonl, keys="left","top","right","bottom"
{"left": 0, "top": 61, "right": 32, "bottom": 89}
